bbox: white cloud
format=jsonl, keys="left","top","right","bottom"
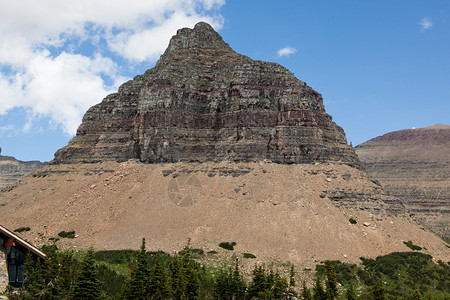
{"left": 419, "top": 17, "right": 432, "bottom": 31}
{"left": 0, "top": 52, "right": 122, "bottom": 135}
{"left": 107, "top": 10, "right": 223, "bottom": 62}
{"left": 277, "top": 46, "right": 297, "bottom": 58}
{"left": 0, "top": 0, "right": 225, "bottom": 135}
{"left": 0, "top": 124, "right": 17, "bottom": 137}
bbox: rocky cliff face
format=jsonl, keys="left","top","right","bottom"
{"left": 0, "top": 155, "right": 45, "bottom": 191}
{"left": 53, "top": 22, "right": 361, "bottom": 169}
{"left": 355, "top": 124, "right": 450, "bottom": 239}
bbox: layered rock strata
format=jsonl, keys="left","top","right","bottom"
{"left": 355, "top": 124, "right": 450, "bottom": 238}
{"left": 53, "top": 22, "right": 361, "bottom": 169}
{"left": 0, "top": 155, "right": 45, "bottom": 191}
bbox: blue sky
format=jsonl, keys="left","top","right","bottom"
{"left": 1, "top": 0, "right": 449, "bottom": 162}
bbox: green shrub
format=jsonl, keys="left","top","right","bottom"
{"left": 219, "top": 242, "right": 236, "bottom": 250}
{"left": 93, "top": 249, "right": 136, "bottom": 265}
{"left": 192, "top": 248, "right": 204, "bottom": 256}
{"left": 207, "top": 250, "right": 218, "bottom": 255}
{"left": 349, "top": 218, "right": 357, "bottom": 224}
{"left": 14, "top": 227, "right": 31, "bottom": 233}
{"left": 243, "top": 253, "right": 256, "bottom": 259}
{"left": 403, "top": 241, "right": 422, "bottom": 251}
{"left": 58, "top": 230, "right": 76, "bottom": 239}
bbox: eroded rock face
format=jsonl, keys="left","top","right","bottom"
{"left": 53, "top": 22, "right": 361, "bottom": 169}
{"left": 0, "top": 155, "right": 45, "bottom": 191}
{"left": 355, "top": 124, "right": 450, "bottom": 238}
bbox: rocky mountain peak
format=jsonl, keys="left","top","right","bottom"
{"left": 154, "top": 22, "right": 243, "bottom": 78}
{"left": 53, "top": 22, "right": 362, "bottom": 169}
{"left": 165, "top": 22, "right": 232, "bottom": 53}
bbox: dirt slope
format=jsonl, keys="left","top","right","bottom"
{"left": 0, "top": 161, "right": 448, "bottom": 270}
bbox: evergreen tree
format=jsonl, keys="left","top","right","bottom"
{"left": 148, "top": 253, "right": 172, "bottom": 299}
{"left": 123, "top": 238, "right": 150, "bottom": 300}
{"left": 272, "top": 272, "right": 288, "bottom": 299}
{"left": 324, "top": 261, "right": 338, "bottom": 300}
{"left": 247, "top": 265, "right": 268, "bottom": 299}
{"left": 231, "top": 259, "right": 246, "bottom": 299}
{"left": 214, "top": 259, "right": 246, "bottom": 300}
{"left": 370, "top": 280, "right": 386, "bottom": 300}
{"left": 302, "top": 281, "right": 313, "bottom": 300}
{"left": 287, "top": 264, "right": 297, "bottom": 299}
{"left": 313, "top": 277, "right": 326, "bottom": 300}
{"left": 170, "top": 254, "right": 188, "bottom": 299}
{"left": 71, "top": 248, "right": 102, "bottom": 300}
{"left": 345, "top": 284, "right": 358, "bottom": 300}
{"left": 54, "top": 250, "right": 75, "bottom": 300}
{"left": 408, "top": 289, "right": 423, "bottom": 300}
{"left": 170, "top": 244, "right": 200, "bottom": 299}
{"left": 215, "top": 267, "right": 233, "bottom": 299}
{"left": 289, "top": 264, "right": 296, "bottom": 289}
{"left": 23, "top": 252, "right": 45, "bottom": 299}
{"left": 183, "top": 255, "right": 200, "bottom": 299}
{"left": 42, "top": 245, "right": 73, "bottom": 300}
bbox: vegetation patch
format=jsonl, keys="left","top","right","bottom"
{"left": 207, "top": 250, "right": 218, "bottom": 255}
{"left": 349, "top": 218, "right": 357, "bottom": 224}
{"left": 48, "top": 237, "right": 60, "bottom": 243}
{"left": 14, "top": 226, "right": 31, "bottom": 233}
{"left": 403, "top": 240, "right": 422, "bottom": 251}
{"left": 8, "top": 241, "right": 450, "bottom": 300}
{"left": 243, "top": 252, "right": 256, "bottom": 259}
{"left": 32, "top": 174, "right": 46, "bottom": 178}
{"left": 58, "top": 230, "right": 76, "bottom": 239}
{"left": 219, "top": 241, "right": 236, "bottom": 250}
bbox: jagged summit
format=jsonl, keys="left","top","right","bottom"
{"left": 53, "top": 22, "right": 362, "bottom": 168}
{"left": 159, "top": 22, "right": 233, "bottom": 59}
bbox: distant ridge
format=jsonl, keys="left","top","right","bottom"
{"left": 422, "top": 124, "right": 450, "bottom": 130}
{"left": 0, "top": 153, "right": 45, "bottom": 190}
{"left": 355, "top": 124, "right": 450, "bottom": 239}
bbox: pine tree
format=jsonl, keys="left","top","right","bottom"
{"left": 325, "top": 261, "right": 338, "bottom": 300}
{"left": 313, "top": 277, "right": 326, "bottom": 300}
{"left": 272, "top": 272, "right": 288, "bottom": 299}
{"left": 71, "top": 248, "right": 102, "bottom": 300}
{"left": 247, "top": 265, "right": 268, "bottom": 299}
{"left": 408, "top": 289, "right": 423, "bottom": 300}
{"left": 54, "top": 250, "right": 75, "bottom": 300}
{"left": 345, "top": 284, "right": 358, "bottom": 300}
{"left": 23, "top": 252, "right": 45, "bottom": 299}
{"left": 169, "top": 244, "right": 200, "bottom": 299}
{"left": 170, "top": 254, "right": 188, "bottom": 299}
{"left": 183, "top": 254, "right": 200, "bottom": 299}
{"left": 231, "top": 260, "right": 246, "bottom": 299}
{"left": 302, "top": 280, "right": 313, "bottom": 300}
{"left": 370, "top": 280, "right": 386, "bottom": 300}
{"left": 149, "top": 253, "right": 172, "bottom": 299}
{"left": 215, "top": 259, "right": 246, "bottom": 300}
{"left": 42, "top": 244, "right": 69, "bottom": 300}
{"left": 123, "top": 238, "right": 150, "bottom": 300}
{"left": 287, "top": 264, "right": 297, "bottom": 299}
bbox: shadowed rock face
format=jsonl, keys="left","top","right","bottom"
{"left": 355, "top": 124, "right": 450, "bottom": 239}
{"left": 53, "top": 22, "right": 362, "bottom": 168}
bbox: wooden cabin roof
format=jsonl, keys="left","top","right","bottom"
{"left": 0, "top": 224, "right": 46, "bottom": 259}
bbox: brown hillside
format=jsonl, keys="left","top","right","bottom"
{"left": 355, "top": 124, "right": 450, "bottom": 239}
{"left": 0, "top": 161, "right": 448, "bottom": 270}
